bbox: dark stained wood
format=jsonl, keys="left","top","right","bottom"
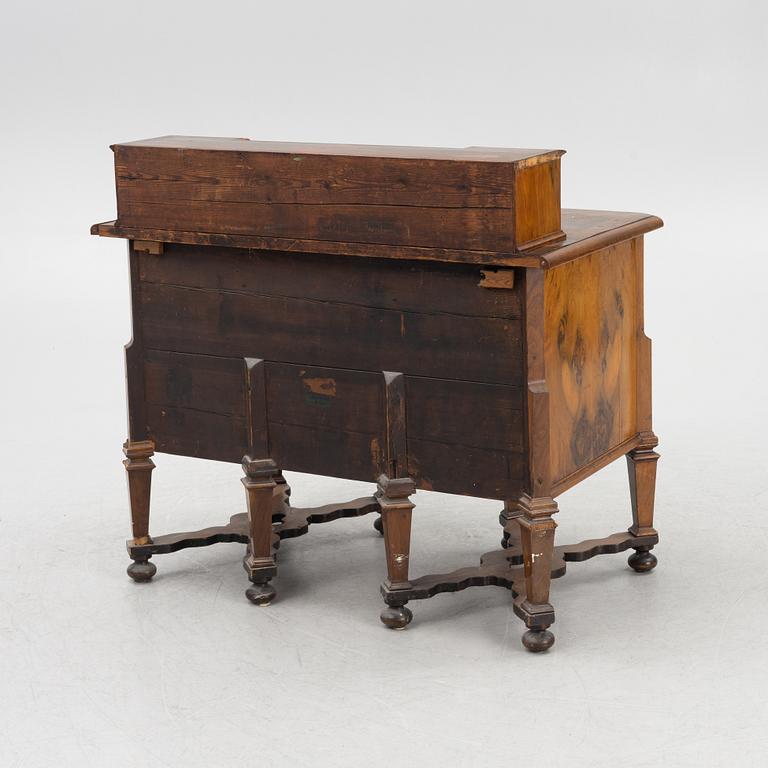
{"left": 242, "top": 457, "right": 279, "bottom": 604}
{"left": 266, "top": 363, "right": 385, "bottom": 435}
{"left": 383, "top": 373, "right": 407, "bottom": 479}
{"left": 144, "top": 349, "right": 245, "bottom": 415}
{"left": 515, "top": 494, "right": 558, "bottom": 633}
{"left": 125, "top": 246, "right": 149, "bottom": 441}
{"left": 245, "top": 358, "right": 269, "bottom": 459}
{"left": 92, "top": 208, "right": 662, "bottom": 269}
{"left": 405, "top": 377, "right": 524, "bottom": 452}
{"left": 112, "top": 136, "right": 565, "bottom": 253}
{"left": 406, "top": 438, "right": 526, "bottom": 499}
{"left": 139, "top": 282, "right": 523, "bottom": 385}
{"left": 270, "top": 422, "right": 386, "bottom": 483}
{"left": 126, "top": 494, "right": 381, "bottom": 560}
{"left": 146, "top": 403, "right": 247, "bottom": 462}
{"left": 376, "top": 475, "right": 416, "bottom": 630}
{"left": 119, "top": 198, "right": 519, "bottom": 252}
{"left": 138, "top": 244, "right": 523, "bottom": 320}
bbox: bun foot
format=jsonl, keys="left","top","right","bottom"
{"left": 522, "top": 628, "right": 555, "bottom": 653}
{"left": 628, "top": 546, "right": 658, "bottom": 573}
{"left": 246, "top": 582, "right": 276, "bottom": 606}
{"left": 127, "top": 558, "right": 156, "bottom": 583}
{"left": 373, "top": 515, "right": 384, "bottom": 535}
{"left": 380, "top": 605, "right": 413, "bottom": 630}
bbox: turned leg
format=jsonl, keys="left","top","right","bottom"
{"left": 123, "top": 439, "right": 157, "bottom": 582}
{"left": 242, "top": 456, "right": 279, "bottom": 606}
{"left": 627, "top": 440, "right": 660, "bottom": 573}
{"left": 516, "top": 494, "right": 558, "bottom": 652}
{"left": 377, "top": 475, "right": 416, "bottom": 630}
{"left": 499, "top": 499, "right": 518, "bottom": 549}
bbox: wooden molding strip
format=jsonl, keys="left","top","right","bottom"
{"left": 90, "top": 209, "right": 663, "bottom": 269}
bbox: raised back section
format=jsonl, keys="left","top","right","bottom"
{"left": 112, "top": 136, "right": 565, "bottom": 254}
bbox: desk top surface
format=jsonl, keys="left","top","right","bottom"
{"left": 112, "top": 135, "right": 564, "bottom": 166}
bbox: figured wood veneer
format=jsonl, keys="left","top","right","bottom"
{"left": 544, "top": 238, "right": 640, "bottom": 485}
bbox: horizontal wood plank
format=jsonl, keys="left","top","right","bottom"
{"left": 116, "top": 146, "right": 515, "bottom": 208}
{"left": 265, "top": 363, "right": 385, "bottom": 435}
{"left": 144, "top": 350, "right": 245, "bottom": 415}
{"left": 140, "top": 283, "right": 522, "bottom": 385}
{"left": 146, "top": 404, "right": 247, "bottom": 462}
{"left": 269, "top": 422, "right": 386, "bottom": 482}
{"left": 118, "top": 198, "right": 514, "bottom": 251}
{"left": 92, "top": 209, "right": 663, "bottom": 269}
{"left": 405, "top": 377, "right": 524, "bottom": 452}
{"left": 138, "top": 245, "right": 523, "bottom": 320}
{"left": 407, "top": 437, "right": 526, "bottom": 499}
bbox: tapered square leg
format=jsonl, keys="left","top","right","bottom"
{"left": 242, "top": 456, "right": 279, "bottom": 605}
{"left": 627, "top": 437, "right": 660, "bottom": 572}
{"left": 377, "top": 475, "right": 416, "bottom": 630}
{"left": 123, "top": 439, "right": 157, "bottom": 582}
{"left": 516, "top": 494, "right": 558, "bottom": 652}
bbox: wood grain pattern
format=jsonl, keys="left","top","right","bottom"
{"left": 125, "top": 246, "right": 148, "bottom": 441}
{"left": 404, "top": 377, "right": 524, "bottom": 452}
{"left": 544, "top": 239, "right": 640, "bottom": 484}
{"left": 514, "top": 160, "right": 563, "bottom": 249}
{"left": 139, "top": 282, "right": 523, "bottom": 385}
{"left": 123, "top": 440, "right": 155, "bottom": 545}
{"left": 138, "top": 244, "right": 523, "bottom": 320}
{"left": 269, "top": 422, "right": 386, "bottom": 482}
{"left": 92, "top": 209, "right": 662, "bottom": 268}
{"left": 245, "top": 358, "right": 269, "bottom": 459}
{"left": 406, "top": 438, "right": 526, "bottom": 499}
{"left": 145, "top": 403, "right": 247, "bottom": 462}
{"left": 376, "top": 475, "right": 416, "bottom": 589}
{"left": 144, "top": 349, "right": 245, "bottom": 415}
{"left": 113, "top": 138, "right": 565, "bottom": 253}
{"left": 118, "top": 198, "right": 517, "bottom": 252}
{"left": 627, "top": 447, "right": 660, "bottom": 537}
{"left": 384, "top": 372, "right": 407, "bottom": 479}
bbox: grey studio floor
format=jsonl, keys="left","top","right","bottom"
{"left": 2, "top": 352, "right": 767, "bottom": 768}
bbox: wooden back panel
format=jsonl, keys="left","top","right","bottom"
{"left": 130, "top": 243, "right": 528, "bottom": 499}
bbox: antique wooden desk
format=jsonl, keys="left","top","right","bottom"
{"left": 93, "top": 136, "right": 662, "bottom": 652}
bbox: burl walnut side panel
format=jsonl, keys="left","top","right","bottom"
{"left": 544, "top": 237, "right": 643, "bottom": 488}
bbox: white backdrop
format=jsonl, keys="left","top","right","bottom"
{"left": 1, "top": 2, "right": 766, "bottom": 766}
